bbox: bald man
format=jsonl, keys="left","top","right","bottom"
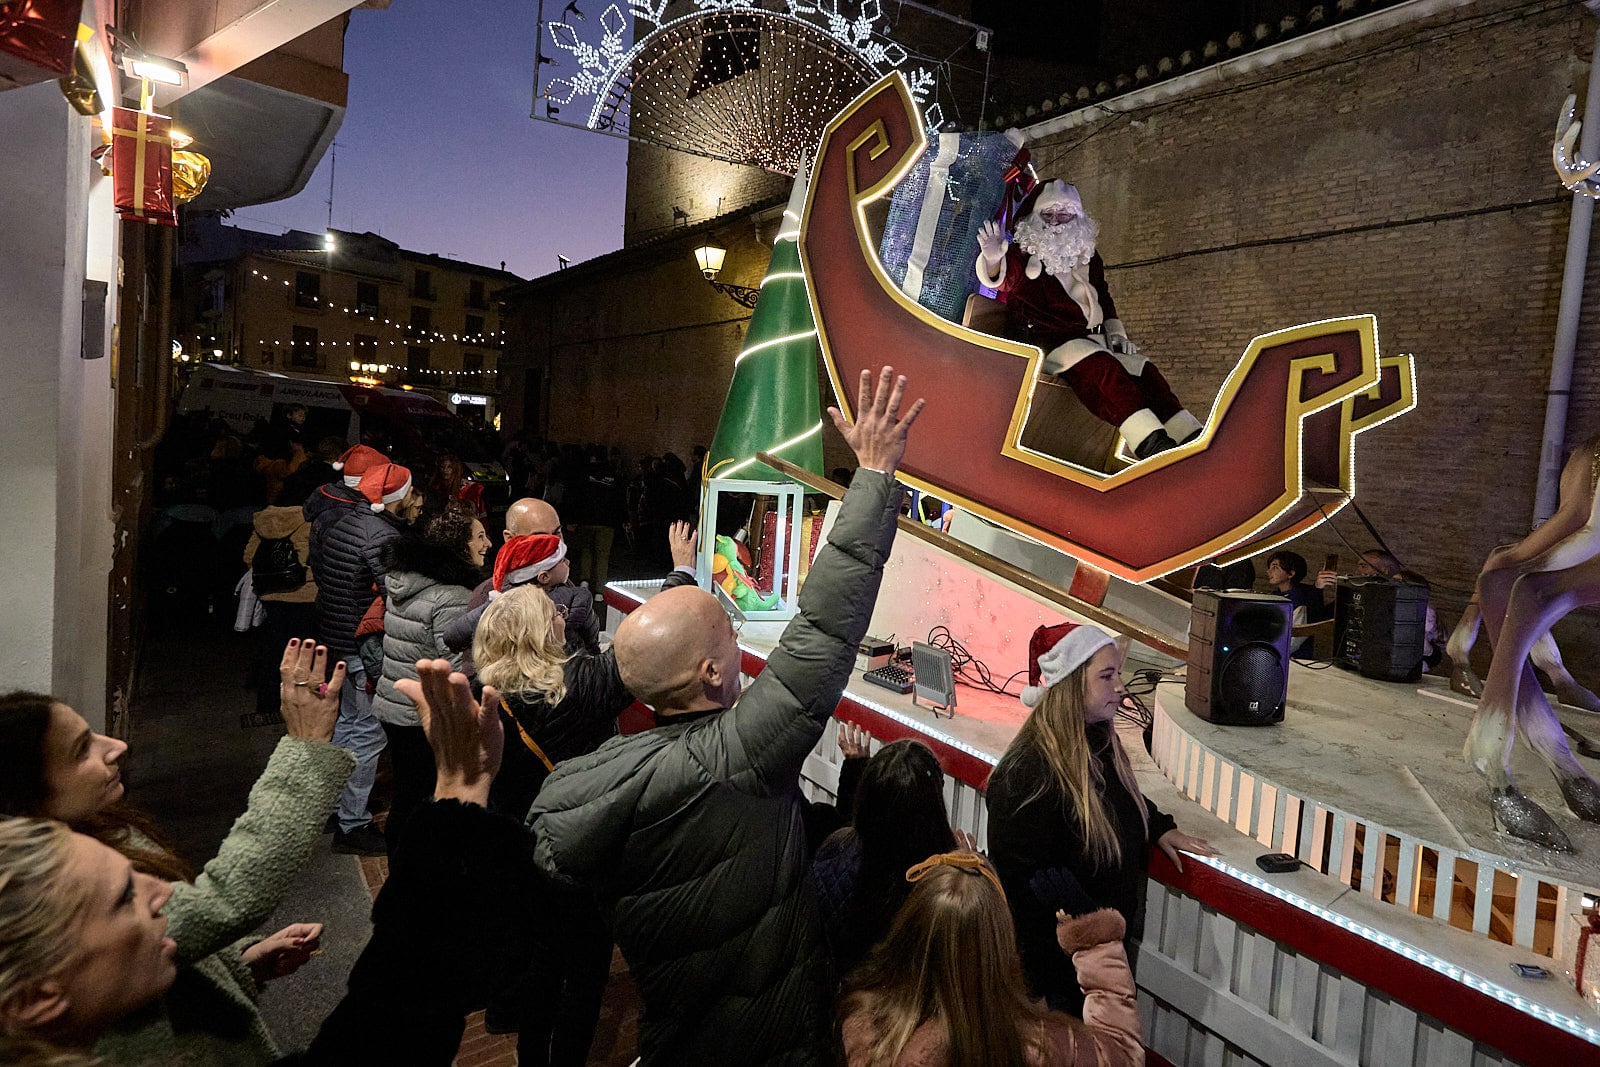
{"left": 531, "top": 369, "right": 923, "bottom": 1066}
{"left": 504, "top": 496, "right": 561, "bottom": 540}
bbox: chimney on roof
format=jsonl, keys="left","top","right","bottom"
{"left": 501, "top": 261, "right": 506, "bottom": 270}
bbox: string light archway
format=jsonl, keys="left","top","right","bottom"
{"left": 535, "top": 0, "right": 983, "bottom": 174}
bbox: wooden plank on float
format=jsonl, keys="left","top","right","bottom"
{"left": 1396, "top": 836, "right": 1419, "bottom": 913}
{"left": 1512, "top": 871, "right": 1538, "bottom": 949}
{"left": 1201, "top": 911, "right": 1237, "bottom": 986}
{"left": 756, "top": 452, "right": 1190, "bottom": 658}
{"left": 1290, "top": 953, "right": 1321, "bottom": 1037}
{"left": 1432, "top": 849, "right": 1457, "bottom": 922}
{"left": 1471, "top": 863, "right": 1495, "bottom": 936}
{"left": 1384, "top": 1000, "right": 1419, "bottom": 1067}
{"left": 1331, "top": 973, "right": 1367, "bottom": 1060}
{"left": 1135, "top": 946, "right": 1356, "bottom": 1067}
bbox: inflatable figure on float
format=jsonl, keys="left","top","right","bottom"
{"left": 711, "top": 532, "right": 781, "bottom": 613}
{"left": 974, "top": 180, "right": 1203, "bottom": 460}
{"left": 1455, "top": 435, "right": 1600, "bottom": 851}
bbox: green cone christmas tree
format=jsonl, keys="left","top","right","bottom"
{"left": 705, "top": 176, "right": 825, "bottom": 483}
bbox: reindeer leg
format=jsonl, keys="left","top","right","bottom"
{"left": 1468, "top": 568, "right": 1588, "bottom": 849}
{"left": 1466, "top": 660, "right": 1572, "bottom": 850}
{"left": 1447, "top": 596, "right": 1483, "bottom": 698}
{"left": 1528, "top": 632, "right": 1600, "bottom": 715}
{"left": 1500, "top": 564, "right": 1600, "bottom": 824}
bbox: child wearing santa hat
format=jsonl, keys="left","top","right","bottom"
{"left": 984, "top": 622, "right": 1213, "bottom": 1014}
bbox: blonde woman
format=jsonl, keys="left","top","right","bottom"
{"left": 838, "top": 852, "right": 1142, "bottom": 1066}
{"left": 473, "top": 584, "right": 634, "bottom": 1065}
{"left": 985, "top": 624, "right": 1213, "bottom": 1014}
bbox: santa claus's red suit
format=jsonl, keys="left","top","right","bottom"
{"left": 976, "top": 180, "right": 1201, "bottom": 459}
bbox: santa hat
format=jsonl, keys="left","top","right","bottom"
{"left": 492, "top": 534, "right": 566, "bottom": 594}
{"left": 1019, "top": 623, "right": 1115, "bottom": 708}
{"left": 1013, "top": 178, "right": 1083, "bottom": 225}
{"left": 358, "top": 462, "right": 413, "bottom": 512}
{"left": 334, "top": 444, "right": 387, "bottom": 487}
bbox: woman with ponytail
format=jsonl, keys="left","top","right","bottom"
{"left": 985, "top": 624, "right": 1213, "bottom": 1013}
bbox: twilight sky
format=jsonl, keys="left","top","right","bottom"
{"left": 236, "top": 0, "right": 628, "bottom": 281}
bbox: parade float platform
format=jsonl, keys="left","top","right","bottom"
{"left": 604, "top": 508, "right": 1600, "bottom": 1066}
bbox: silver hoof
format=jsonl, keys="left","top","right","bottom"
{"left": 1490, "top": 787, "right": 1573, "bottom": 851}
{"left": 1559, "top": 773, "right": 1600, "bottom": 823}
{"left": 1450, "top": 663, "right": 1483, "bottom": 699}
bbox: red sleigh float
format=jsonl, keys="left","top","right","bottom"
{"left": 799, "top": 73, "right": 1417, "bottom": 584}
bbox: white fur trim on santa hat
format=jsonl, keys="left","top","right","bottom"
{"left": 370, "top": 474, "right": 413, "bottom": 512}
{"left": 1020, "top": 625, "right": 1115, "bottom": 708}
{"left": 502, "top": 540, "right": 567, "bottom": 587}
{"left": 344, "top": 474, "right": 362, "bottom": 487}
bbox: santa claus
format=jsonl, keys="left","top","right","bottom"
{"left": 975, "top": 180, "right": 1201, "bottom": 459}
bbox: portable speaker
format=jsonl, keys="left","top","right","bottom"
{"left": 1333, "top": 578, "right": 1429, "bottom": 682}
{"left": 1185, "top": 590, "right": 1292, "bottom": 725}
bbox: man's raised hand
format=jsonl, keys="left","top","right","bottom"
{"left": 397, "top": 660, "right": 504, "bottom": 807}
{"left": 826, "top": 367, "right": 924, "bottom": 476}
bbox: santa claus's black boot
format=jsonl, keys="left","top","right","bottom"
{"left": 1134, "top": 429, "right": 1177, "bottom": 460}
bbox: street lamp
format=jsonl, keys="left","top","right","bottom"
{"left": 692, "top": 244, "right": 759, "bottom": 309}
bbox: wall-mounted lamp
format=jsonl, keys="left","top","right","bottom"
{"left": 693, "top": 244, "right": 726, "bottom": 279}
{"left": 692, "top": 244, "right": 759, "bottom": 309}
{"left": 109, "top": 30, "right": 187, "bottom": 86}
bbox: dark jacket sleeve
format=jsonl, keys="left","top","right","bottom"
{"left": 1144, "top": 795, "right": 1177, "bottom": 845}
{"left": 836, "top": 753, "right": 866, "bottom": 816}
{"left": 441, "top": 600, "right": 486, "bottom": 654}
{"left": 300, "top": 800, "right": 541, "bottom": 1065}
{"left": 660, "top": 566, "right": 697, "bottom": 591}
{"left": 691, "top": 471, "right": 900, "bottom": 797}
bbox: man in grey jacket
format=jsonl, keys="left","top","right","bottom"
{"left": 529, "top": 368, "right": 922, "bottom": 1065}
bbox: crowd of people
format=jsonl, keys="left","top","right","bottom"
{"left": 0, "top": 369, "right": 1223, "bottom": 1065}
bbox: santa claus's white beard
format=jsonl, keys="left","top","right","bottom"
{"left": 1013, "top": 212, "right": 1100, "bottom": 276}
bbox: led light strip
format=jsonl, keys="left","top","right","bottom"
{"left": 1189, "top": 854, "right": 1600, "bottom": 1046}
{"left": 760, "top": 271, "right": 808, "bottom": 287}
{"left": 716, "top": 421, "right": 824, "bottom": 480}
{"left": 733, "top": 328, "right": 818, "bottom": 366}
{"left": 841, "top": 690, "right": 997, "bottom": 766}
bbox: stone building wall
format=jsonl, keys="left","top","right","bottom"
{"left": 1019, "top": 0, "right": 1600, "bottom": 665}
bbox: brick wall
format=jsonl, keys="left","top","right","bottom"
{"left": 1020, "top": 0, "right": 1600, "bottom": 672}
{"left": 624, "top": 141, "right": 790, "bottom": 246}
{"left": 502, "top": 209, "right": 777, "bottom": 460}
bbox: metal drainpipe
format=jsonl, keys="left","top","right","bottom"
{"left": 1534, "top": 24, "right": 1600, "bottom": 523}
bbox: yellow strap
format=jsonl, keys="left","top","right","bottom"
{"left": 501, "top": 698, "right": 554, "bottom": 772}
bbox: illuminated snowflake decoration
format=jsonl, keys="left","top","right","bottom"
{"left": 540, "top": 0, "right": 944, "bottom": 152}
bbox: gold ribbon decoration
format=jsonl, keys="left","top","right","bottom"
{"left": 172, "top": 150, "right": 210, "bottom": 204}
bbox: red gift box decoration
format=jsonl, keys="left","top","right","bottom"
{"left": 111, "top": 106, "right": 177, "bottom": 227}
{"left": 0, "top": 0, "right": 78, "bottom": 87}
{"left": 1576, "top": 908, "right": 1600, "bottom": 996}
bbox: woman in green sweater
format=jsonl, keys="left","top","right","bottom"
{"left": 0, "top": 638, "right": 355, "bottom": 1064}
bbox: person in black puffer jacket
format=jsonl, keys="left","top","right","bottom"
{"left": 304, "top": 444, "right": 389, "bottom": 567}
{"left": 529, "top": 369, "right": 922, "bottom": 1066}
{"left": 314, "top": 462, "right": 421, "bottom": 855}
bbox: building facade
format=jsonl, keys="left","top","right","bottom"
{"left": 176, "top": 214, "right": 520, "bottom": 424}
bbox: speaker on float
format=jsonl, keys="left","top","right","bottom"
{"left": 1332, "top": 578, "right": 1429, "bottom": 682}
{"left": 1185, "top": 590, "right": 1292, "bottom": 725}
